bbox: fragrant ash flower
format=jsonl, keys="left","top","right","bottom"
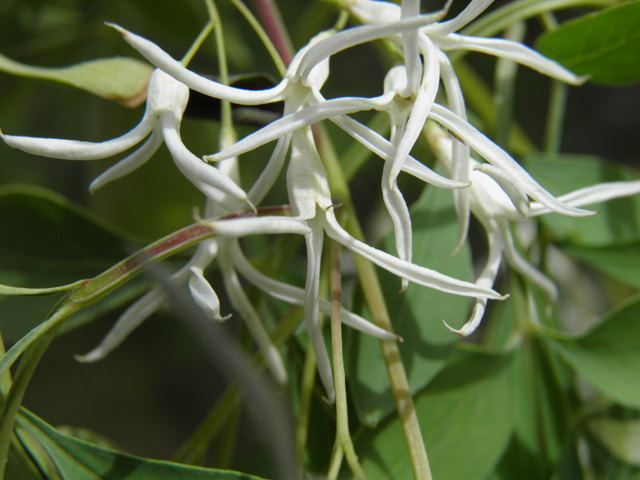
{"left": 1, "top": 69, "right": 251, "bottom": 212}
{"left": 310, "top": 0, "right": 591, "bottom": 255}
{"left": 108, "top": 20, "right": 475, "bottom": 294}
{"left": 107, "top": 22, "right": 467, "bottom": 205}
{"left": 426, "top": 123, "right": 640, "bottom": 336}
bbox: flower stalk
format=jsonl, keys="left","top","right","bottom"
{"left": 327, "top": 234, "right": 366, "bottom": 480}
{"left": 315, "top": 124, "right": 432, "bottom": 480}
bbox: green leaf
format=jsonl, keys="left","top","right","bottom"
{"left": 6, "top": 434, "right": 46, "bottom": 480}
{"left": 0, "top": 54, "right": 152, "bottom": 106}
{"left": 0, "top": 185, "right": 141, "bottom": 341}
{"left": 565, "top": 240, "right": 640, "bottom": 289}
{"left": 14, "top": 408, "right": 268, "bottom": 479}
{"left": 522, "top": 154, "right": 640, "bottom": 246}
{"left": 588, "top": 418, "right": 640, "bottom": 465}
{"left": 536, "top": 1, "right": 640, "bottom": 85}
{"left": 545, "top": 294, "right": 640, "bottom": 408}
{"left": 355, "top": 350, "right": 514, "bottom": 480}
{"left": 497, "top": 339, "right": 572, "bottom": 480}
{"left": 348, "top": 183, "right": 474, "bottom": 426}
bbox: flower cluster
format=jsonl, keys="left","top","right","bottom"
{"left": 4, "top": 0, "right": 640, "bottom": 401}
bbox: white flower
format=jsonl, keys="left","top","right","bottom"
{"left": 426, "top": 123, "right": 640, "bottom": 337}
{"left": 295, "top": 0, "right": 591, "bottom": 258}
{"left": 106, "top": 23, "right": 468, "bottom": 207}
{"left": 1, "top": 69, "right": 251, "bottom": 212}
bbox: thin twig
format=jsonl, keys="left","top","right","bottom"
{"left": 327, "top": 234, "right": 366, "bottom": 480}
{"left": 315, "top": 125, "right": 432, "bottom": 480}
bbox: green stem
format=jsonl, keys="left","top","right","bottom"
{"left": 0, "top": 307, "right": 73, "bottom": 480}
{"left": 295, "top": 332, "right": 317, "bottom": 471}
{"left": 493, "top": 21, "right": 526, "bottom": 147}
{"left": 327, "top": 236, "right": 365, "bottom": 480}
{"left": 0, "top": 332, "right": 11, "bottom": 402}
{"left": 181, "top": 9, "right": 215, "bottom": 67}
{"left": 315, "top": 125, "right": 432, "bottom": 480}
{"left": 228, "top": 0, "right": 286, "bottom": 76}
{"left": 207, "top": 0, "right": 234, "bottom": 139}
{"left": 296, "top": 246, "right": 330, "bottom": 471}
{"left": 541, "top": 12, "right": 569, "bottom": 155}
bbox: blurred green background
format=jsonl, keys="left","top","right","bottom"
{"left": 1, "top": 0, "right": 640, "bottom": 477}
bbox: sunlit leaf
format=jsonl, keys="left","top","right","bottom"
{"left": 497, "top": 340, "right": 572, "bottom": 479}
{"left": 0, "top": 54, "right": 151, "bottom": 106}
{"left": 536, "top": 1, "right": 640, "bottom": 85}
{"left": 348, "top": 182, "right": 474, "bottom": 426}
{"left": 14, "top": 408, "right": 268, "bottom": 479}
{"left": 355, "top": 350, "right": 514, "bottom": 480}
{"left": 545, "top": 294, "right": 640, "bottom": 408}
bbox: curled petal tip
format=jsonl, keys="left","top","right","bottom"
{"left": 575, "top": 74, "right": 591, "bottom": 86}
{"left": 74, "top": 352, "right": 98, "bottom": 363}
{"left": 104, "top": 22, "right": 126, "bottom": 35}
{"left": 449, "top": 242, "right": 463, "bottom": 258}
{"left": 202, "top": 154, "right": 218, "bottom": 163}
{"left": 500, "top": 293, "right": 510, "bottom": 301}
{"left": 396, "top": 335, "right": 404, "bottom": 343}
{"left": 244, "top": 198, "right": 258, "bottom": 215}
{"left": 322, "top": 393, "right": 336, "bottom": 405}
{"left": 442, "top": 319, "right": 467, "bottom": 337}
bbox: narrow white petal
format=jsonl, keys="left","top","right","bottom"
{"left": 381, "top": 152, "right": 413, "bottom": 291}
{"left": 208, "top": 216, "right": 311, "bottom": 238}
{"left": 296, "top": 12, "right": 448, "bottom": 84}
{"left": 331, "top": 114, "right": 468, "bottom": 189}
{"left": 160, "top": 115, "right": 249, "bottom": 203}
{"left": 322, "top": 210, "right": 504, "bottom": 299}
{"left": 108, "top": 23, "right": 289, "bottom": 105}
{"left": 287, "top": 129, "right": 334, "bottom": 219}
{"left": 423, "top": 0, "right": 494, "bottom": 36}
{"left": 438, "top": 52, "right": 471, "bottom": 255}
{"left": 206, "top": 96, "right": 388, "bottom": 163}
{"left": 188, "top": 267, "right": 231, "bottom": 322}
{"left": 499, "top": 218, "right": 558, "bottom": 303}
{"left": 429, "top": 104, "right": 595, "bottom": 217}
{"left": 2, "top": 116, "right": 153, "bottom": 160}
{"left": 229, "top": 241, "right": 398, "bottom": 341}
{"left": 89, "top": 127, "right": 163, "bottom": 192}
{"left": 218, "top": 243, "right": 288, "bottom": 386}
{"left": 247, "top": 134, "right": 292, "bottom": 206}
{"left": 401, "top": 0, "right": 422, "bottom": 96}
{"left": 444, "top": 220, "right": 503, "bottom": 336}
{"left": 474, "top": 163, "right": 530, "bottom": 218}
{"left": 391, "top": 35, "right": 440, "bottom": 179}
{"left": 529, "top": 181, "right": 640, "bottom": 217}
{"left": 303, "top": 223, "right": 335, "bottom": 402}
{"left": 433, "top": 34, "right": 587, "bottom": 85}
